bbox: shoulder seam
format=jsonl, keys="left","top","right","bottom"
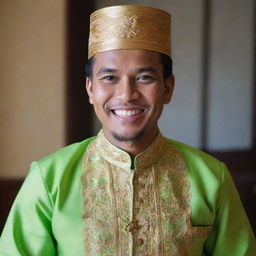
{"left": 35, "top": 161, "right": 55, "bottom": 210}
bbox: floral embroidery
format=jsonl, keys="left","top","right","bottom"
{"left": 113, "top": 13, "right": 140, "bottom": 38}
{"left": 82, "top": 130, "right": 192, "bottom": 255}
{"left": 89, "top": 13, "right": 140, "bottom": 49}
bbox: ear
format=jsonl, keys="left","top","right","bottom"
{"left": 163, "top": 74, "right": 175, "bottom": 104}
{"left": 86, "top": 77, "right": 94, "bottom": 104}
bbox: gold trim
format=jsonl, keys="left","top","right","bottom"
{"left": 88, "top": 5, "right": 171, "bottom": 58}
{"left": 192, "top": 226, "right": 213, "bottom": 238}
{"left": 81, "top": 130, "right": 195, "bottom": 255}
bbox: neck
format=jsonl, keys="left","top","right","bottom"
{"left": 103, "top": 129, "right": 159, "bottom": 159}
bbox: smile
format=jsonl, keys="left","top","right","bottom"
{"left": 112, "top": 109, "right": 144, "bottom": 117}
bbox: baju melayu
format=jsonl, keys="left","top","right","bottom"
{"left": 0, "top": 130, "right": 255, "bottom": 255}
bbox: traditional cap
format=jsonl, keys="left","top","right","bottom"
{"left": 88, "top": 5, "right": 171, "bottom": 59}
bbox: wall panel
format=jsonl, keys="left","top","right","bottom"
{"left": 207, "top": 0, "right": 254, "bottom": 150}
{"left": 0, "top": 0, "right": 67, "bottom": 177}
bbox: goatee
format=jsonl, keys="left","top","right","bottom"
{"left": 111, "top": 130, "right": 145, "bottom": 142}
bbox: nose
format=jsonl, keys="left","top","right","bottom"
{"left": 116, "top": 78, "right": 140, "bottom": 102}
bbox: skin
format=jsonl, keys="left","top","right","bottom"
{"left": 86, "top": 49, "right": 174, "bottom": 158}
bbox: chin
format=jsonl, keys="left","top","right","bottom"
{"left": 111, "top": 130, "right": 145, "bottom": 142}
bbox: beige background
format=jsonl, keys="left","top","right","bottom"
{"left": 0, "top": 0, "right": 66, "bottom": 178}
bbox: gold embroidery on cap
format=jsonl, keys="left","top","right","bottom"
{"left": 113, "top": 13, "right": 140, "bottom": 38}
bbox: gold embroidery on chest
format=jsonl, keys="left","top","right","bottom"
{"left": 81, "top": 132, "right": 192, "bottom": 255}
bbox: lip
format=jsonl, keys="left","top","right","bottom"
{"left": 110, "top": 106, "right": 147, "bottom": 122}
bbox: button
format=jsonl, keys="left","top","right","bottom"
{"left": 125, "top": 219, "right": 141, "bottom": 233}
{"left": 138, "top": 238, "right": 144, "bottom": 246}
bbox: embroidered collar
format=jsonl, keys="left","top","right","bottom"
{"left": 95, "top": 130, "right": 167, "bottom": 170}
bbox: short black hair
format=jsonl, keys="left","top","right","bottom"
{"left": 85, "top": 56, "right": 95, "bottom": 79}
{"left": 160, "top": 53, "right": 173, "bottom": 80}
{"left": 85, "top": 53, "right": 172, "bottom": 81}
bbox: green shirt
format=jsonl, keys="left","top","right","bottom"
{"left": 0, "top": 131, "right": 255, "bottom": 255}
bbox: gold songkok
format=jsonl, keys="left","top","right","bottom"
{"left": 88, "top": 5, "right": 171, "bottom": 59}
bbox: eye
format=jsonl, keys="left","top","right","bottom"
{"left": 103, "top": 75, "right": 116, "bottom": 81}
{"left": 98, "top": 75, "right": 118, "bottom": 84}
{"left": 136, "top": 75, "right": 155, "bottom": 83}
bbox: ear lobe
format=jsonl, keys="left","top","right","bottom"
{"left": 163, "top": 74, "right": 175, "bottom": 104}
{"left": 86, "top": 77, "right": 94, "bottom": 104}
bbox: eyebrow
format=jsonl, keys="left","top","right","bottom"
{"left": 136, "top": 67, "right": 157, "bottom": 74}
{"left": 96, "top": 66, "right": 157, "bottom": 76}
{"left": 97, "top": 68, "right": 118, "bottom": 76}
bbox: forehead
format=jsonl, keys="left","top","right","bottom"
{"left": 93, "top": 49, "right": 162, "bottom": 72}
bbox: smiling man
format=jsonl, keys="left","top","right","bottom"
{"left": 86, "top": 49, "right": 174, "bottom": 157}
{"left": 0, "top": 5, "right": 256, "bottom": 256}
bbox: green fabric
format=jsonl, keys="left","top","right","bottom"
{"left": 0, "top": 136, "right": 255, "bottom": 255}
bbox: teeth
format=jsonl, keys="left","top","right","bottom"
{"left": 113, "top": 109, "right": 142, "bottom": 117}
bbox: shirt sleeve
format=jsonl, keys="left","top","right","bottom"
{"left": 0, "top": 162, "right": 56, "bottom": 256}
{"left": 204, "top": 162, "right": 256, "bottom": 255}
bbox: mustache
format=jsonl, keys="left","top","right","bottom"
{"left": 107, "top": 102, "right": 150, "bottom": 110}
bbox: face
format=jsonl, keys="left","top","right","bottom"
{"left": 86, "top": 49, "right": 174, "bottom": 153}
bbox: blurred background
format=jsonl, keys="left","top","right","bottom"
{"left": 1, "top": 0, "right": 255, "bottom": 234}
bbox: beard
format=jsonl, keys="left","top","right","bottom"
{"left": 111, "top": 129, "right": 145, "bottom": 142}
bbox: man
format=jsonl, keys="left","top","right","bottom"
{"left": 0, "top": 5, "right": 255, "bottom": 256}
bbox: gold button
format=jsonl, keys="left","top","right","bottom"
{"left": 125, "top": 219, "right": 141, "bottom": 233}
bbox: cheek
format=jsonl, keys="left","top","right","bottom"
{"left": 146, "top": 88, "right": 166, "bottom": 116}
{"left": 91, "top": 87, "right": 113, "bottom": 116}
{"left": 146, "top": 87, "right": 166, "bottom": 104}
{"left": 92, "top": 87, "right": 109, "bottom": 104}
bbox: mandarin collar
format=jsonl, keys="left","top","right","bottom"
{"left": 95, "top": 130, "right": 166, "bottom": 170}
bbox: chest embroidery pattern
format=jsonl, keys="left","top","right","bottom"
{"left": 81, "top": 131, "right": 192, "bottom": 255}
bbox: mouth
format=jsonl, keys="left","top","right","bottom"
{"left": 112, "top": 109, "right": 144, "bottom": 117}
